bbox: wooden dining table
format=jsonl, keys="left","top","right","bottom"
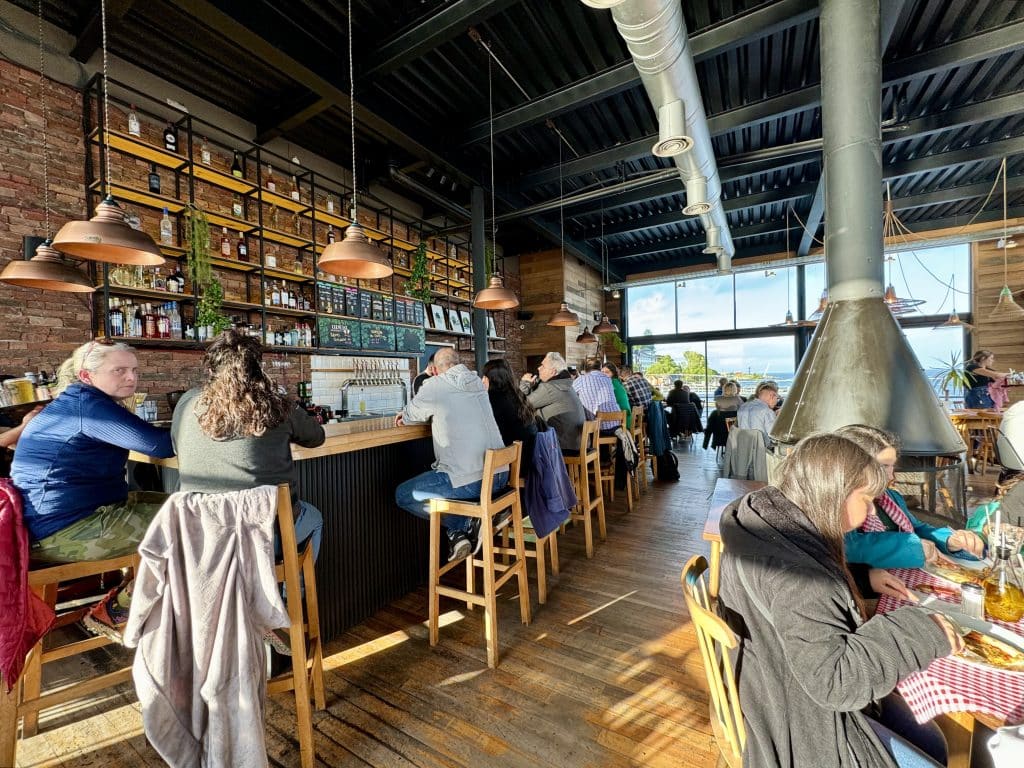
{"left": 948, "top": 409, "right": 1002, "bottom": 471}
{"left": 701, "top": 477, "right": 766, "bottom": 597}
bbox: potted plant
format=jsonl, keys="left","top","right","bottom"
{"left": 405, "top": 241, "right": 432, "bottom": 303}
{"left": 185, "top": 204, "right": 230, "bottom": 340}
{"left": 598, "top": 331, "right": 626, "bottom": 362}
{"left": 931, "top": 352, "right": 972, "bottom": 404}
{"left": 195, "top": 278, "right": 232, "bottom": 341}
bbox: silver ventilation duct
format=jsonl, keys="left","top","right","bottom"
{"left": 771, "top": 0, "right": 964, "bottom": 457}
{"left": 582, "top": 0, "right": 735, "bottom": 272}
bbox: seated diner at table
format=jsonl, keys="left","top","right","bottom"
{"left": 11, "top": 339, "right": 174, "bottom": 637}
{"left": 481, "top": 358, "right": 538, "bottom": 476}
{"left": 963, "top": 349, "right": 1008, "bottom": 409}
{"left": 718, "top": 433, "right": 963, "bottom": 768}
{"left": 837, "top": 424, "right": 985, "bottom": 569}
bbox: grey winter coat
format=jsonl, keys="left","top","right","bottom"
{"left": 520, "top": 374, "right": 586, "bottom": 452}
{"left": 718, "top": 486, "right": 952, "bottom": 768}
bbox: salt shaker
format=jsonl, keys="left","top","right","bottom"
{"left": 960, "top": 582, "right": 985, "bottom": 619}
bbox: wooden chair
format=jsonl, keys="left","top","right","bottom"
{"left": 266, "top": 484, "right": 326, "bottom": 768}
{"left": 681, "top": 555, "right": 745, "bottom": 768}
{"left": 498, "top": 477, "right": 561, "bottom": 605}
{"left": 596, "top": 410, "right": 635, "bottom": 513}
{"left": 630, "top": 405, "right": 648, "bottom": 494}
{"left": 563, "top": 420, "right": 607, "bottom": 558}
{"left": 1, "top": 552, "right": 141, "bottom": 767}
{"left": 428, "top": 443, "right": 531, "bottom": 668}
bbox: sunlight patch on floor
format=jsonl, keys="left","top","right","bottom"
{"left": 566, "top": 590, "right": 638, "bottom": 625}
{"left": 323, "top": 610, "right": 465, "bottom": 671}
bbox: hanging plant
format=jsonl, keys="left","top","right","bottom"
{"left": 406, "top": 241, "right": 432, "bottom": 303}
{"left": 185, "top": 204, "right": 212, "bottom": 289}
{"left": 195, "top": 278, "right": 232, "bottom": 334}
{"left": 599, "top": 332, "right": 626, "bottom": 354}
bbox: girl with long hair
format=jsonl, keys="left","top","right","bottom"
{"left": 482, "top": 358, "right": 538, "bottom": 475}
{"left": 964, "top": 349, "right": 1007, "bottom": 409}
{"left": 718, "top": 433, "right": 962, "bottom": 768}
{"left": 172, "top": 329, "right": 326, "bottom": 561}
{"left": 838, "top": 424, "right": 984, "bottom": 569}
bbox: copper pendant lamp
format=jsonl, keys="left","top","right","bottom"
{"left": 575, "top": 327, "right": 597, "bottom": 344}
{"left": 319, "top": 0, "right": 392, "bottom": 280}
{"left": 473, "top": 54, "right": 519, "bottom": 310}
{"left": 547, "top": 301, "right": 579, "bottom": 326}
{"left": 51, "top": 0, "right": 162, "bottom": 267}
{"left": 1, "top": 2, "right": 94, "bottom": 292}
{"left": 593, "top": 314, "right": 618, "bottom": 334}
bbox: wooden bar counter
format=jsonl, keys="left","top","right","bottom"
{"left": 131, "top": 416, "right": 435, "bottom": 641}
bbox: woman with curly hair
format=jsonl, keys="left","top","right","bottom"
{"left": 172, "top": 329, "right": 326, "bottom": 562}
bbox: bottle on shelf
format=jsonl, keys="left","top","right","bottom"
{"left": 143, "top": 304, "right": 158, "bottom": 339}
{"left": 266, "top": 250, "right": 278, "bottom": 269}
{"left": 132, "top": 303, "right": 143, "bottom": 337}
{"left": 326, "top": 194, "right": 335, "bottom": 214}
{"left": 148, "top": 164, "right": 161, "bottom": 194}
{"left": 159, "top": 207, "right": 173, "bottom": 246}
{"left": 152, "top": 268, "right": 166, "bottom": 291}
{"left": 231, "top": 151, "right": 244, "bottom": 178}
{"left": 173, "top": 265, "right": 186, "bottom": 293}
{"left": 220, "top": 227, "right": 231, "bottom": 257}
{"left": 303, "top": 322, "right": 313, "bottom": 347}
{"left": 127, "top": 104, "right": 141, "bottom": 137}
{"left": 109, "top": 299, "right": 124, "bottom": 337}
{"left": 157, "top": 305, "right": 171, "bottom": 339}
{"left": 237, "top": 232, "right": 248, "bottom": 262}
{"left": 200, "top": 137, "right": 212, "bottom": 166}
{"left": 327, "top": 224, "right": 336, "bottom": 244}
{"left": 266, "top": 164, "right": 276, "bottom": 193}
{"left": 288, "top": 289, "right": 298, "bottom": 310}
{"left": 166, "top": 270, "right": 179, "bottom": 294}
{"left": 168, "top": 303, "right": 182, "bottom": 338}
{"left": 291, "top": 176, "right": 300, "bottom": 202}
{"left": 232, "top": 193, "right": 243, "bottom": 218}
{"left": 294, "top": 253, "right": 304, "bottom": 275}
{"left": 271, "top": 282, "right": 281, "bottom": 307}
{"left": 163, "top": 123, "right": 178, "bottom": 153}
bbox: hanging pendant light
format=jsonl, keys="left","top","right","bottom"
{"left": 319, "top": 0, "right": 392, "bottom": 280}
{"left": 51, "top": 0, "right": 162, "bottom": 267}
{"left": 548, "top": 301, "right": 580, "bottom": 326}
{"left": 989, "top": 157, "right": 1024, "bottom": 320}
{"left": 575, "top": 253, "right": 597, "bottom": 344}
{"left": 592, "top": 200, "right": 618, "bottom": 335}
{"left": 1, "top": 2, "right": 94, "bottom": 292}
{"left": 575, "top": 327, "right": 597, "bottom": 344}
{"left": 593, "top": 315, "right": 618, "bottom": 334}
{"left": 880, "top": 194, "right": 925, "bottom": 316}
{"left": 473, "top": 54, "right": 518, "bottom": 310}
{"left": 546, "top": 138, "right": 578, "bottom": 327}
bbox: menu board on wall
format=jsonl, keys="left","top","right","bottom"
{"left": 358, "top": 290, "right": 373, "bottom": 319}
{"left": 395, "top": 298, "right": 407, "bottom": 325}
{"left": 343, "top": 285, "right": 359, "bottom": 316}
{"left": 318, "top": 316, "right": 360, "bottom": 349}
{"left": 316, "top": 281, "right": 336, "bottom": 315}
{"left": 361, "top": 321, "right": 395, "bottom": 351}
{"left": 396, "top": 325, "right": 426, "bottom": 354}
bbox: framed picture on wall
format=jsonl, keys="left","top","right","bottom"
{"left": 448, "top": 307, "right": 462, "bottom": 334}
{"left": 459, "top": 310, "right": 472, "bottom": 334}
{"left": 429, "top": 304, "right": 446, "bottom": 330}
{"left": 486, "top": 316, "right": 497, "bottom": 338}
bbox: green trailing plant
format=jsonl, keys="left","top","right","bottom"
{"left": 195, "top": 278, "right": 232, "bottom": 334}
{"left": 185, "top": 204, "right": 229, "bottom": 333}
{"left": 931, "top": 351, "right": 972, "bottom": 399}
{"left": 406, "top": 241, "right": 432, "bottom": 303}
{"left": 599, "top": 332, "right": 626, "bottom": 354}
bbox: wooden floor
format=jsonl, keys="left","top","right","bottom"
{"left": 14, "top": 440, "right": 724, "bottom": 768}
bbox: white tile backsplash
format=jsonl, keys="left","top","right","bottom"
{"left": 310, "top": 355, "right": 412, "bottom": 414}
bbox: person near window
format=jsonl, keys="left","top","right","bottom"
{"left": 600, "top": 362, "right": 632, "bottom": 428}
{"left": 736, "top": 380, "right": 780, "bottom": 440}
{"left": 964, "top": 349, "right": 1007, "bottom": 409}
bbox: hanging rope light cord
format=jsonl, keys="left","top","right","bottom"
{"left": 547, "top": 140, "right": 579, "bottom": 327}
{"left": 990, "top": 157, "right": 1024, "bottom": 320}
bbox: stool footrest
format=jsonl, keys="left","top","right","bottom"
{"left": 17, "top": 667, "right": 132, "bottom": 717}
{"left": 41, "top": 635, "right": 115, "bottom": 664}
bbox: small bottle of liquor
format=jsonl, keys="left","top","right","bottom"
{"left": 127, "top": 104, "right": 141, "bottom": 137}
{"left": 231, "top": 151, "right": 244, "bottom": 178}
{"left": 148, "top": 164, "right": 161, "bottom": 193}
{"left": 163, "top": 123, "right": 177, "bottom": 153}
{"left": 200, "top": 137, "right": 212, "bottom": 165}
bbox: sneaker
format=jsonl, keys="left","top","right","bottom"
{"left": 447, "top": 529, "right": 473, "bottom": 562}
{"left": 492, "top": 509, "right": 513, "bottom": 531}
{"left": 82, "top": 586, "right": 130, "bottom": 643}
{"left": 264, "top": 628, "right": 293, "bottom": 656}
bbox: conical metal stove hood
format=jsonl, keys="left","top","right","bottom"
{"left": 771, "top": 298, "right": 965, "bottom": 456}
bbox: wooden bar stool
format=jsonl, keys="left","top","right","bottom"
{"left": 498, "top": 477, "right": 561, "bottom": 605}
{"left": 562, "top": 420, "right": 606, "bottom": 558}
{"left": 266, "top": 484, "right": 326, "bottom": 768}
{"left": 630, "top": 405, "right": 648, "bottom": 494}
{"left": 428, "top": 443, "right": 531, "bottom": 669}
{"left": 596, "top": 410, "right": 635, "bottom": 513}
{"left": 1, "top": 553, "right": 140, "bottom": 766}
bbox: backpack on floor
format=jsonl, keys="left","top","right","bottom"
{"left": 656, "top": 450, "right": 680, "bottom": 482}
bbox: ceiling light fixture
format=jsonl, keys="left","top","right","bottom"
{"left": 318, "top": 0, "right": 393, "bottom": 280}
{"left": 989, "top": 157, "right": 1024, "bottom": 321}
{"left": 473, "top": 53, "right": 518, "bottom": 310}
{"left": 51, "top": 0, "right": 162, "bottom": 267}
{"left": 547, "top": 140, "right": 579, "bottom": 327}
{"left": 936, "top": 273, "right": 973, "bottom": 331}
{"left": 881, "top": 192, "right": 925, "bottom": 316}
{"left": 593, "top": 199, "right": 618, "bottom": 335}
{"left": 1, "top": 1, "right": 93, "bottom": 292}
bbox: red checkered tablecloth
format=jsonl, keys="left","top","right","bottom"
{"left": 876, "top": 568, "right": 1024, "bottom": 725}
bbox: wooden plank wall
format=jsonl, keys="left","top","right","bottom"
{"left": 973, "top": 238, "right": 1024, "bottom": 405}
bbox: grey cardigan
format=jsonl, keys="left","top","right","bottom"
{"left": 718, "top": 487, "right": 951, "bottom": 768}
{"left": 520, "top": 375, "right": 586, "bottom": 452}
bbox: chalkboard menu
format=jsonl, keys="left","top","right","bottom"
{"left": 340, "top": 285, "right": 356, "bottom": 316}
{"left": 396, "top": 325, "right": 426, "bottom": 353}
{"left": 318, "top": 316, "right": 360, "bottom": 349}
{"left": 357, "top": 290, "right": 373, "bottom": 319}
{"left": 316, "top": 281, "right": 336, "bottom": 314}
{"left": 361, "top": 321, "right": 395, "bottom": 351}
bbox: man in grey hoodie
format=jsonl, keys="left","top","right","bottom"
{"left": 395, "top": 347, "right": 508, "bottom": 561}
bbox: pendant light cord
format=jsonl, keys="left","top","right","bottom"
{"left": 347, "top": 0, "right": 358, "bottom": 222}
{"left": 489, "top": 55, "right": 497, "bottom": 275}
{"left": 1002, "top": 156, "right": 1009, "bottom": 283}
{"left": 559, "top": 140, "right": 564, "bottom": 260}
{"left": 100, "top": 0, "right": 111, "bottom": 197}
{"left": 37, "top": 0, "right": 50, "bottom": 237}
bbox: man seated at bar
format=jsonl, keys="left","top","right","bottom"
{"left": 11, "top": 339, "right": 174, "bottom": 636}
{"left": 736, "top": 380, "right": 780, "bottom": 441}
{"left": 171, "top": 330, "right": 326, "bottom": 561}
{"left": 573, "top": 357, "right": 621, "bottom": 434}
{"left": 620, "top": 364, "right": 654, "bottom": 411}
{"left": 395, "top": 347, "right": 506, "bottom": 562}
{"left": 519, "top": 352, "right": 586, "bottom": 453}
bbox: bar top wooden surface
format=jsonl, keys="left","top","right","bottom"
{"left": 129, "top": 416, "right": 430, "bottom": 467}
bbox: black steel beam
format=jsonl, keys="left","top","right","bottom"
{"left": 463, "top": 0, "right": 820, "bottom": 144}
{"left": 611, "top": 221, "right": 800, "bottom": 261}
{"left": 255, "top": 94, "right": 332, "bottom": 144}
{"left": 894, "top": 175, "right": 1024, "bottom": 212}
{"left": 70, "top": 0, "right": 135, "bottom": 63}
{"left": 361, "top": 0, "right": 519, "bottom": 82}
{"left": 884, "top": 18, "right": 1024, "bottom": 84}
{"left": 885, "top": 134, "right": 1024, "bottom": 180}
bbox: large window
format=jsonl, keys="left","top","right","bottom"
{"left": 676, "top": 274, "right": 734, "bottom": 333}
{"left": 625, "top": 282, "right": 675, "bottom": 336}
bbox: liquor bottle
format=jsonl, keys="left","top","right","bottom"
{"left": 127, "top": 104, "right": 141, "bottom": 137}
{"left": 220, "top": 227, "right": 230, "bottom": 257}
{"left": 272, "top": 282, "right": 281, "bottom": 307}
{"left": 159, "top": 208, "right": 173, "bottom": 245}
{"left": 148, "top": 164, "right": 161, "bottom": 193}
{"left": 327, "top": 224, "right": 336, "bottom": 244}
{"left": 109, "top": 299, "right": 124, "bottom": 337}
{"left": 169, "top": 303, "right": 182, "bottom": 338}
{"left": 143, "top": 304, "right": 158, "bottom": 339}
{"left": 232, "top": 193, "right": 243, "bottom": 218}
{"left": 288, "top": 289, "right": 297, "bottom": 310}
{"left": 290, "top": 176, "right": 300, "bottom": 202}
{"left": 294, "top": 253, "right": 304, "bottom": 275}
{"left": 326, "top": 194, "right": 335, "bottom": 214}
{"left": 166, "top": 270, "right": 179, "bottom": 294}
{"left": 231, "top": 151, "right": 244, "bottom": 178}
{"left": 200, "top": 137, "right": 211, "bottom": 165}
{"left": 157, "top": 305, "right": 171, "bottom": 339}
{"left": 266, "top": 164, "right": 276, "bottom": 193}
{"left": 153, "top": 268, "right": 166, "bottom": 291}
{"left": 173, "top": 265, "right": 186, "bottom": 293}
{"left": 237, "top": 233, "right": 248, "bottom": 262}
{"left": 303, "top": 322, "right": 313, "bottom": 347}
{"left": 163, "top": 123, "right": 177, "bottom": 153}
{"left": 132, "top": 303, "right": 143, "bottom": 337}
{"left": 266, "top": 251, "right": 277, "bottom": 269}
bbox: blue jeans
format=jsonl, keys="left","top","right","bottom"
{"left": 274, "top": 499, "right": 323, "bottom": 563}
{"left": 965, "top": 385, "right": 994, "bottom": 409}
{"left": 866, "top": 694, "right": 947, "bottom": 767}
{"left": 395, "top": 470, "right": 509, "bottom": 533}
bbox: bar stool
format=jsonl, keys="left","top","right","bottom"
{"left": 630, "top": 405, "right": 648, "bottom": 494}
{"left": 499, "top": 476, "right": 561, "bottom": 604}
{"left": 562, "top": 420, "right": 606, "bottom": 558}
{"left": 596, "top": 410, "right": 635, "bottom": 513}
{"left": 428, "top": 443, "right": 531, "bottom": 669}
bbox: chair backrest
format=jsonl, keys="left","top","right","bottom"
{"left": 630, "top": 405, "right": 645, "bottom": 435}
{"left": 681, "top": 555, "right": 745, "bottom": 765}
{"left": 481, "top": 441, "right": 522, "bottom": 506}
{"left": 596, "top": 410, "right": 626, "bottom": 433}
{"left": 578, "top": 420, "right": 600, "bottom": 459}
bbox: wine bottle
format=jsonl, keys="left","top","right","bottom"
{"left": 266, "top": 164, "right": 276, "bottom": 193}
{"left": 237, "top": 233, "right": 248, "bottom": 262}
{"left": 127, "top": 104, "right": 141, "bottom": 137}
{"left": 232, "top": 194, "right": 243, "bottom": 218}
{"left": 326, "top": 194, "right": 335, "bottom": 214}
{"left": 200, "top": 137, "right": 211, "bottom": 165}
{"left": 148, "top": 164, "right": 161, "bottom": 193}
{"left": 272, "top": 282, "right": 281, "bottom": 307}
{"left": 159, "top": 208, "right": 173, "bottom": 246}
{"left": 163, "top": 123, "right": 177, "bottom": 153}
{"left": 220, "top": 227, "right": 230, "bottom": 257}
{"left": 327, "top": 224, "right": 336, "bottom": 244}
{"left": 291, "top": 175, "right": 300, "bottom": 202}
{"left": 231, "top": 151, "right": 243, "bottom": 178}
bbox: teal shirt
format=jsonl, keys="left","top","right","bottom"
{"left": 844, "top": 489, "right": 957, "bottom": 569}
